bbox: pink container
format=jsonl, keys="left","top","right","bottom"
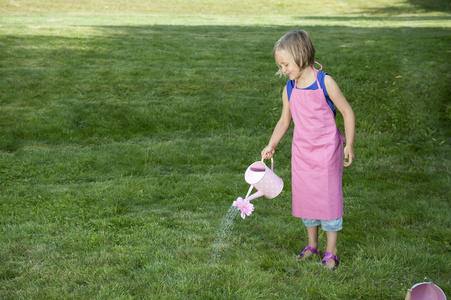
{"left": 243, "top": 158, "right": 284, "bottom": 201}
{"left": 405, "top": 282, "right": 447, "bottom": 300}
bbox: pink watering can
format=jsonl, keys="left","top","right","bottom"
{"left": 233, "top": 158, "right": 284, "bottom": 219}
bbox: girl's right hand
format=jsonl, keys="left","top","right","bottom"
{"left": 261, "top": 146, "right": 275, "bottom": 159}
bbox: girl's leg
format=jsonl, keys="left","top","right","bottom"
{"left": 304, "top": 226, "right": 319, "bottom": 257}
{"left": 325, "top": 231, "right": 338, "bottom": 269}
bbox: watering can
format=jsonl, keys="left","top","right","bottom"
{"left": 232, "top": 158, "right": 284, "bottom": 219}
{"left": 243, "top": 158, "right": 284, "bottom": 202}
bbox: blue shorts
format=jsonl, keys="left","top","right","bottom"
{"left": 301, "top": 217, "right": 342, "bottom": 232}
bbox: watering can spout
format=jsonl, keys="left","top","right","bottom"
{"left": 245, "top": 191, "right": 264, "bottom": 202}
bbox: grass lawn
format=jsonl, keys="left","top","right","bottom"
{"left": 0, "top": 0, "right": 450, "bottom": 299}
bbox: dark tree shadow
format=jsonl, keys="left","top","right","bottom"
{"left": 361, "top": 0, "right": 450, "bottom": 15}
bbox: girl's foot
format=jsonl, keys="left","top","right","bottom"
{"left": 325, "top": 258, "right": 337, "bottom": 270}
{"left": 296, "top": 246, "right": 320, "bottom": 261}
{"left": 321, "top": 252, "right": 339, "bottom": 270}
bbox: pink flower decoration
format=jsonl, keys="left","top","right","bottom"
{"left": 232, "top": 197, "right": 254, "bottom": 219}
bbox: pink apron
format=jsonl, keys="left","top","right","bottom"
{"left": 289, "top": 65, "right": 345, "bottom": 220}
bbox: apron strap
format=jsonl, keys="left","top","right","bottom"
{"left": 313, "top": 61, "right": 323, "bottom": 70}
{"left": 295, "top": 62, "right": 323, "bottom": 88}
{"left": 312, "top": 62, "right": 322, "bottom": 89}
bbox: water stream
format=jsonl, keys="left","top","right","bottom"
{"left": 211, "top": 205, "right": 239, "bottom": 261}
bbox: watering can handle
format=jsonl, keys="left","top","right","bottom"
{"left": 261, "top": 157, "right": 274, "bottom": 170}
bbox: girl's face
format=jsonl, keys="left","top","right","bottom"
{"left": 274, "top": 50, "right": 302, "bottom": 80}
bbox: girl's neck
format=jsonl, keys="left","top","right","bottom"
{"left": 296, "top": 66, "right": 316, "bottom": 89}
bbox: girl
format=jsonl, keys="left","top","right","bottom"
{"left": 261, "top": 30, "right": 355, "bottom": 270}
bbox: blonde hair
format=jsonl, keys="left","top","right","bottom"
{"left": 273, "top": 30, "right": 315, "bottom": 76}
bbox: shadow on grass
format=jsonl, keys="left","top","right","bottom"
{"left": 364, "top": 0, "right": 450, "bottom": 14}
{"left": 293, "top": 15, "right": 451, "bottom": 22}
{"left": 1, "top": 24, "right": 449, "bottom": 151}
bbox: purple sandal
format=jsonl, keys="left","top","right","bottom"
{"left": 296, "top": 246, "right": 320, "bottom": 261}
{"left": 321, "top": 252, "right": 339, "bottom": 270}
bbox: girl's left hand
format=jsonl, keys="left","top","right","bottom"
{"left": 343, "top": 145, "right": 354, "bottom": 167}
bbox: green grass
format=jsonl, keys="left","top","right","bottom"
{"left": 2, "top": 0, "right": 449, "bottom": 16}
{"left": 1, "top": 1, "right": 450, "bottom": 299}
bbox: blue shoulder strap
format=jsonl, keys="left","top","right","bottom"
{"left": 287, "top": 80, "right": 295, "bottom": 101}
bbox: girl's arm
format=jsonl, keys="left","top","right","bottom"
{"left": 261, "top": 86, "right": 292, "bottom": 159}
{"left": 325, "top": 75, "right": 355, "bottom": 167}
